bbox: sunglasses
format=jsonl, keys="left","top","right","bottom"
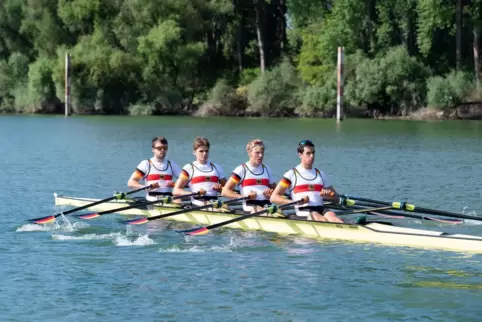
{"left": 153, "top": 146, "right": 168, "bottom": 151}
{"left": 298, "top": 140, "right": 313, "bottom": 147}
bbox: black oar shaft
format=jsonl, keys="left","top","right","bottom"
{"left": 344, "top": 195, "right": 481, "bottom": 222}
{"left": 335, "top": 206, "right": 395, "bottom": 216}
{"left": 59, "top": 186, "right": 149, "bottom": 217}
{"left": 145, "top": 197, "right": 247, "bottom": 221}
{"left": 202, "top": 200, "right": 301, "bottom": 231}
{"left": 97, "top": 192, "right": 201, "bottom": 216}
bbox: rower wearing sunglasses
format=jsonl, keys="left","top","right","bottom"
{"left": 221, "top": 139, "right": 277, "bottom": 214}
{"left": 173, "top": 137, "right": 227, "bottom": 207}
{"left": 127, "top": 136, "right": 182, "bottom": 201}
{"left": 270, "top": 140, "right": 343, "bottom": 223}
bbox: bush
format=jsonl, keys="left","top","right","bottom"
{"left": 345, "top": 46, "right": 430, "bottom": 114}
{"left": 194, "top": 79, "right": 246, "bottom": 116}
{"left": 246, "top": 59, "right": 301, "bottom": 116}
{"left": 26, "top": 57, "right": 59, "bottom": 113}
{"left": 128, "top": 103, "right": 156, "bottom": 115}
{"left": 426, "top": 70, "right": 473, "bottom": 109}
{"left": 296, "top": 75, "right": 337, "bottom": 116}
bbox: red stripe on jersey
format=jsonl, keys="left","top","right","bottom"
{"left": 191, "top": 176, "right": 219, "bottom": 184}
{"left": 146, "top": 174, "right": 173, "bottom": 181}
{"left": 293, "top": 184, "right": 323, "bottom": 193}
{"left": 241, "top": 178, "right": 270, "bottom": 187}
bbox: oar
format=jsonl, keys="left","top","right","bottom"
{"left": 178, "top": 197, "right": 309, "bottom": 236}
{"left": 329, "top": 202, "right": 463, "bottom": 224}
{"left": 334, "top": 205, "right": 396, "bottom": 216}
{"left": 122, "top": 196, "right": 248, "bottom": 225}
{"left": 27, "top": 185, "right": 156, "bottom": 224}
{"left": 73, "top": 191, "right": 202, "bottom": 220}
{"left": 341, "top": 195, "right": 481, "bottom": 222}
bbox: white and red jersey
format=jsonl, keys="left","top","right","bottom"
{"left": 229, "top": 163, "right": 274, "bottom": 200}
{"left": 229, "top": 163, "right": 275, "bottom": 212}
{"left": 135, "top": 158, "right": 181, "bottom": 200}
{"left": 280, "top": 164, "right": 331, "bottom": 214}
{"left": 180, "top": 161, "right": 225, "bottom": 199}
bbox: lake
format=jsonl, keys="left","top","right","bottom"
{"left": 2, "top": 115, "right": 482, "bottom": 321}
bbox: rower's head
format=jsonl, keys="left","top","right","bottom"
{"left": 297, "top": 140, "right": 315, "bottom": 166}
{"left": 246, "top": 139, "right": 264, "bottom": 166}
{"left": 193, "top": 136, "right": 210, "bottom": 163}
{"left": 152, "top": 136, "right": 168, "bottom": 160}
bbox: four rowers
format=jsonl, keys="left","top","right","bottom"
{"left": 128, "top": 136, "right": 342, "bottom": 222}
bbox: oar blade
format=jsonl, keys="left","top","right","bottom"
{"left": 425, "top": 217, "right": 464, "bottom": 224}
{"left": 123, "top": 218, "right": 150, "bottom": 225}
{"left": 74, "top": 213, "right": 100, "bottom": 220}
{"left": 28, "top": 215, "right": 56, "bottom": 225}
{"left": 178, "top": 227, "right": 209, "bottom": 236}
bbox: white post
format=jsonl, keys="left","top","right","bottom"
{"left": 336, "top": 47, "right": 344, "bottom": 123}
{"left": 65, "top": 53, "right": 71, "bottom": 117}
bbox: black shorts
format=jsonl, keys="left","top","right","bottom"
{"left": 193, "top": 196, "right": 219, "bottom": 201}
{"left": 246, "top": 200, "right": 271, "bottom": 207}
{"left": 298, "top": 206, "right": 325, "bottom": 214}
{"left": 148, "top": 192, "right": 173, "bottom": 197}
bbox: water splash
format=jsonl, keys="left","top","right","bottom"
{"left": 461, "top": 206, "right": 481, "bottom": 225}
{"left": 114, "top": 234, "right": 156, "bottom": 246}
{"left": 16, "top": 218, "right": 89, "bottom": 232}
{"left": 51, "top": 231, "right": 156, "bottom": 246}
{"left": 52, "top": 232, "right": 123, "bottom": 240}
{"left": 158, "top": 244, "right": 234, "bottom": 253}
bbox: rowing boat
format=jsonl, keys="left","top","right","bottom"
{"left": 53, "top": 193, "right": 482, "bottom": 253}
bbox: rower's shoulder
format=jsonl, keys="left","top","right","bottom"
{"left": 180, "top": 162, "right": 195, "bottom": 173}
{"left": 232, "top": 163, "right": 245, "bottom": 173}
{"left": 282, "top": 166, "right": 296, "bottom": 178}
{"left": 136, "top": 158, "right": 150, "bottom": 168}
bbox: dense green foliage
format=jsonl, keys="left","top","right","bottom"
{"left": 1, "top": 0, "right": 482, "bottom": 116}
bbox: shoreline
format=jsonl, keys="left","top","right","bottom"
{"left": 2, "top": 105, "right": 482, "bottom": 121}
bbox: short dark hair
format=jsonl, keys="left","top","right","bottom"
{"left": 152, "top": 136, "right": 168, "bottom": 147}
{"left": 297, "top": 140, "right": 314, "bottom": 154}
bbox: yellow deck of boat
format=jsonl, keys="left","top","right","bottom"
{"left": 54, "top": 193, "right": 482, "bottom": 254}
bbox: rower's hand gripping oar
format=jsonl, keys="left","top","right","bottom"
{"left": 74, "top": 190, "right": 204, "bottom": 220}
{"left": 27, "top": 184, "right": 158, "bottom": 224}
{"left": 340, "top": 195, "right": 481, "bottom": 222}
{"left": 122, "top": 195, "right": 249, "bottom": 225}
{"left": 178, "top": 196, "right": 310, "bottom": 236}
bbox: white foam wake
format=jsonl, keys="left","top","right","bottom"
{"left": 51, "top": 231, "right": 156, "bottom": 246}
{"left": 17, "top": 220, "right": 89, "bottom": 232}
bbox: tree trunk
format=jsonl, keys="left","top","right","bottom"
{"left": 456, "top": 0, "right": 463, "bottom": 69}
{"left": 474, "top": 25, "right": 481, "bottom": 89}
{"left": 278, "top": 0, "right": 286, "bottom": 52}
{"left": 254, "top": 0, "right": 266, "bottom": 73}
{"left": 235, "top": 0, "right": 244, "bottom": 74}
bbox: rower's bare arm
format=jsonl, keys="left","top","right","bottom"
{"left": 173, "top": 176, "right": 191, "bottom": 196}
{"left": 221, "top": 179, "right": 243, "bottom": 199}
{"left": 127, "top": 172, "right": 145, "bottom": 189}
{"left": 270, "top": 183, "right": 291, "bottom": 205}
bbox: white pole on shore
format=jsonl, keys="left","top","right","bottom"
{"left": 336, "top": 47, "right": 344, "bottom": 123}
{"left": 65, "top": 53, "right": 71, "bottom": 117}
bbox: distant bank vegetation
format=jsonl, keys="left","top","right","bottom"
{"left": 1, "top": 0, "right": 482, "bottom": 119}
